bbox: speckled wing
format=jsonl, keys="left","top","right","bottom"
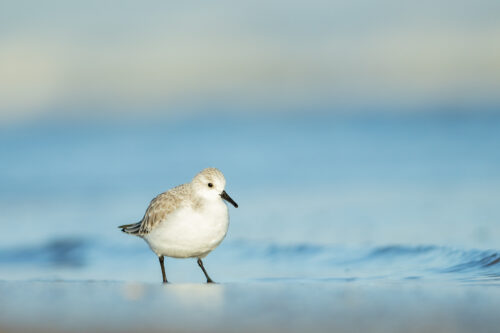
{"left": 119, "top": 184, "right": 191, "bottom": 235}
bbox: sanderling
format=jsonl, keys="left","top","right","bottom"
{"left": 119, "top": 168, "right": 238, "bottom": 283}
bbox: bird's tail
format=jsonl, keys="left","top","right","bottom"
{"left": 118, "top": 222, "right": 142, "bottom": 235}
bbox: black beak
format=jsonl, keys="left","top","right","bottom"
{"left": 221, "top": 190, "right": 238, "bottom": 208}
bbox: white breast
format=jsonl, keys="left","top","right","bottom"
{"left": 143, "top": 199, "right": 229, "bottom": 258}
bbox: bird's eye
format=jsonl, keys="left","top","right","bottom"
{"left": 208, "top": 183, "right": 213, "bottom": 188}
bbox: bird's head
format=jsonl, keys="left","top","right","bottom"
{"left": 192, "top": 168, "right": 238, "bottom": 208}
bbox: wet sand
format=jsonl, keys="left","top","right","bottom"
{"left": 1, "top": 279, "right": 499, "bottom": 333}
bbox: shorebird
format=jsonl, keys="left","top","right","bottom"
{"left": 119, "top": 168, "right": 238, "bottom": 283}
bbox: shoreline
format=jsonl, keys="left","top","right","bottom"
{"left": 1, "top": 279, "right": 499, "bottom": 333}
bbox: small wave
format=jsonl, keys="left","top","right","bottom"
{"left": 250, "top": 242, "right": 500, "bottom": 279}
{"left": 264, "top": 243, "right": 325, "bottom": 256}
{"left": 365, "top": 245, "right": 500, "bottom": 277}
{"left": 443, "top": 251, "right": 500, "bottom": 273}
{"left": 225, "top": 240, "right": 328, "bottom": 259}
{"left": 0, "top": 238, "right": 88, "bottom": 267}
{"left": 369, "top": 245, "right": 437, "bottom": 257}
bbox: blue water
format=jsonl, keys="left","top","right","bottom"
{"left": 1, "top": 111, "right": 499, "bottom": 283}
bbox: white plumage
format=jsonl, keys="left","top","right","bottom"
{"left": 143, "top": 195, "right": 229, "bottom": 258}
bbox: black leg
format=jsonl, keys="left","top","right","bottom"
{"left": 159, "top": 256, "right": 168, "bottom": 283}
{"left": 197, "top": 258, "right": 214, "bottom": 283}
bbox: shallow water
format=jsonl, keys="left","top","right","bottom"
{"left": 1, "top": 112, "right": 499, "bottom": 284}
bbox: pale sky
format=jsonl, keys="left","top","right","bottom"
{"left": 1, "top": 0, "right": 499, "bottom": 123}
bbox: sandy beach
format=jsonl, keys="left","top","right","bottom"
{"left": 1, "top": 279, "right": 499, "bottom": 333}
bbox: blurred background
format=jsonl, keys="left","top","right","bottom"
{"left": 0, "top": 0, "right": 499, "bottom": 282}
